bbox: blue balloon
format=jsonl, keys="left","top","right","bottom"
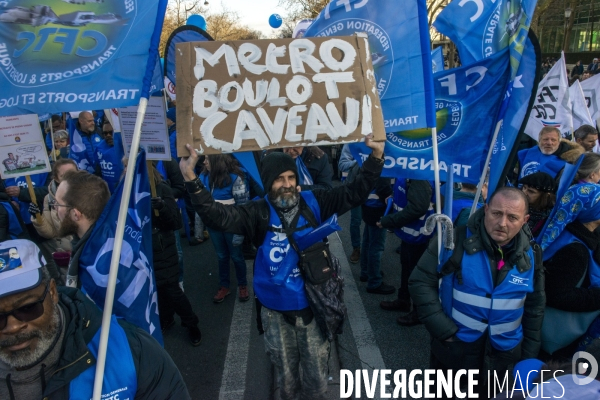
{"left": 187, "top": 14, "right": 207, "bottom": 31}
{"left": 269, "top": 13, "right": 282, "bottom": 29}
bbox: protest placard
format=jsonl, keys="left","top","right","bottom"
{"left": 0, "top": 114, "right": 51, "bottom": 179}
{"left": 119, "top": 97, "right": 172, "bottom": 161}
{"left": 175, "top": 34, "right": 385, "bottom": 156}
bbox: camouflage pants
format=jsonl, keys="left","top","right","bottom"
{"left": 261, "top": 306, "right": 330, "bottom": 400}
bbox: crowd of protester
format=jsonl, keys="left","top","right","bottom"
{"left": 4, "top": 98, "right": 600, "bottom": 398}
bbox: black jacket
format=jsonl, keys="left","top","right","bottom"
{"left": 545, "top": 221, "right": 600, "bottom": 312}
{"left": 152, "top": 182, "right": 182, "bottom": 286}
{"left": 361, "top": 177, "right": 393, "bottom": 226}
{"left": 299, "top": 147, "right": 333, "bottom": 192}
{"left": 0, "top": 193, "right": 29, "bottom": 241}
{"left": 2, "top": 287, "right": 189, "bottom": 399}
{"left": 155, "top": 158, "right": 185, "bottom": 199}
{"left": 187, "top": 154, "right": 384, "bottom": 248}
{"left": 379, "top": 179, "right": 433, "bottom": 229}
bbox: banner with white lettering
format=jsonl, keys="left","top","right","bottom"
{"left": 175, "top": 35, "right": 385, "bottom": 155}
{"left": 570, "top": 80, "right": 594, "bottom": 131}
{"left": 305, "top": 0, "right": 436, "bottom": 132}
{"left": 350, "top": 50, "right": 510, "bottom": 183}
{"left": 524, "top": 54, "right": 572, "bottom": 140}
{"left": 0, "top": 0, "right": 167, "bottom": 117}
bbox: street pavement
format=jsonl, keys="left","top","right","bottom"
{"left": 165, "top": 206, "right": 430, "bottom": 399}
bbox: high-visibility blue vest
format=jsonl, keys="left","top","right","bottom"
{"left": 0, "top": 201, "right": 23, "bottom": 239}
{"left": 392, "top": 179, "right": 435, "bottom": 244}
{"left": 517, "top": 146, "right": 565, "bottom": 179}
{"left": 544, "top": 230, "right": 600, "bottom": 288}
{"left": 365, "top": 188, "right": 386, "bottom": 208}
{"left": 5, "top": 174, "right": 48, "bottom": 224}
{"left": 200, "top": 173, "right": 239, "bottom": 203}
{"left": 441, "top": 231, "right": 535, "bottom": 351}
{"left": 253, "top": 191, "right": 320, "bottom": 311}
{"left": 69, "top": 315, "right": 137, "bottom": 399}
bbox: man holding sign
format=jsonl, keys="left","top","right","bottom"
{"left": 180, "top": 138, "right": 385, "bottom": 400}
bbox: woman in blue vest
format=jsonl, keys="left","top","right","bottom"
{"left": 200, "top": 154, "right": 250, "bottom": 303}
{"left": 541, "top": 183, "right": 600, "bottom": 357}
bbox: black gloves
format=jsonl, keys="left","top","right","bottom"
{"left": 28, "top": 202, "right": 40, "bottom": 217}
{"left": 151, "top": 197, "right": 165, "bottom": 210}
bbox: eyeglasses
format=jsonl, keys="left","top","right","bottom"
{"left": 49, "top": 199, "right": 72, "bottom": 211}
{"left": 0, "top": 281, "right": 50, "bottom": 330}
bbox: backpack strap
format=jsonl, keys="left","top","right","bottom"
{"left": 439, "top": 226, "right": 468, "bottom": 285}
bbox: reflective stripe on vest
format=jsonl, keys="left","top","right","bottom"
{"left": 69, "top": 315, "right": 137, "bottom": 399}
{"left": 544, "top": 230, "right": 600, "bottom": 288}
{"left": 446, "top": 233, "right": 535, "bottom": 351}
{"left": 253, "top": 191, "right": 321, "bottom": 311}
{"left": 392, "top": 179, "right": 435, "bottom": 244}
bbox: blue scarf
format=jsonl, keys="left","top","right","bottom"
{"left": 541, "top": 183, "right": 600, "bottom": 250}
{"left": 295, "top": 157, "right": 313, "bottom": 186}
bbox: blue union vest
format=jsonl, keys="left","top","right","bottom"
{"left": 544, "top": 230, "right": 600, "bottom": 288}
{"left": 95, "top": 140, "right": 123, "bottom": 194}
{"left": 517, "top": 146, "right": 566, "bottom": 179}
{"left": 69, "top": 315, "right": 137, "bottom": 399}
{"left": 440, "top": 231, "right": 536, "bottom": 351}
{"left": 253, "top": 191, "right": 321, "bottom": 311}
{"left": 5, "top": 174, "right": 48, "bottom": 224}
{"left": 392, "top": 179, "right": 435, "bottom": 244}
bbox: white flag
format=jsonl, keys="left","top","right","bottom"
{"left": 569, "top": 80, "right": 594, "bottom": 130}
{"left": 524, "top": 53, "right": 572, "bottom": 140}
{"left": 579, "top": 73, "right": 600, "bottom": 122}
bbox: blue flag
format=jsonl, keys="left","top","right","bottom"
{"left": 305, "top": 0, "right": 436, "bottom": 131}
{"left": 78, "top": 150, "right": 162, "bottom": 344}
{"left": 431, "top": 47, "right": 444, "bottom": 73}
{"left": 487, "top": 34, "right": 539, "bottom": 195}
{"left": 0, "top": 0, "right": 168, "bottom": 116}
{"left": 350, "top": 50, "right": 510, "bottom": 183}
{"left": 434, "top": 0, "right": 537, "bottom": 77}
{"left": 163, "top": 25, "right": 213, "bottom": 88}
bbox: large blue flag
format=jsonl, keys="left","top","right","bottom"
{"left": 434, "top": 0, "right": 537, "bottom": 77}
{"left": 78, "top": 150, "right": 162, "bottom": 344}
{"left": 163, "top": 25, "right": 213, "bottom": 90}
{"left": 0, "top": 0, "right": 168, "bottom": 116}
{"left": 350, "top": 50, "right": 510, "bottom": 183}
{"left": 488, "top": 33, "right": 539, "bottom": 195}
{"left": 305, "top": 0, "right": 436, "bottom": 131}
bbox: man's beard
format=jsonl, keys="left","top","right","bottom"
{"left": 0, "top": 304, "right": 61, "bottom": 369}
{"left": 58, "top": 211, "right": 78, "bottom": 237}
{"left": 269, "top": 186, "right": 300, "bottom": 209}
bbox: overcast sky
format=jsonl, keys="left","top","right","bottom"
{"left": 206, "top": 0, "right": 287, "bottom": 37}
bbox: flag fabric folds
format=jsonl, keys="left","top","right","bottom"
{"left": 524, "top": 54, "right": 572, "bottom": 140}
{"left": 434, "top": 0, "right": 537, "bottom": 77}
{"left": 78, "top": 150, "right": 162, "bottom": 344}
{"left": 570, "top": 80, "right": 594, "bottom": 130}
{"left": 305, "top": 0, "right": 436, "bottom": 131}
{"left": 579, "top": 73, "right": 600, "bottom": 123}
{"left": 0, "top": 0, "right": 168, "bottom": 116}
{"left": 350, "top": 50, "right": 510, "bottom": 183}
{"left": 431, "top": 47, "right": 444, "bottom": 73}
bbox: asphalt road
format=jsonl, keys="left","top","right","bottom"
{"left": 164, "top": 203, "right": 430, "bottom": 399}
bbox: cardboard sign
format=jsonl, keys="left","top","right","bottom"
{"left": 119, "top": 97, "right": 172, "bottom": 161}
{"left": 0, "top": 114, "right": 51, "bottom": 179}
{"left": 175, "top": 34, "right": 385, "bottom": 156}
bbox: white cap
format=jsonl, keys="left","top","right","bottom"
{"left": 0, "top": 240, "right": 46, "bottom": 298}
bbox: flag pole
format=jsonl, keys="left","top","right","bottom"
{"left": 470, "top": 119, "right": 503, "bottom": 216}
{"left": 431, "top": 126, "right": 443, "bottom": 260}
{"left": 92, "top": 97, "right": 148, "bottom": 400}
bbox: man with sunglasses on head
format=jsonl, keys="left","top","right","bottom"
{"left": 0, "top": 239, "right": 190, "bottom": 399}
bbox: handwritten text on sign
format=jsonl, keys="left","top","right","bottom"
{"left": 176, "top": 34, "right": 384, "bottom": 155}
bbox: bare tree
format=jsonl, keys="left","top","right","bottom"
{"left": 277, "top": 0, "right": 329, "bottom": 20}
{"left": 206, "top": 7, "right": 264, "bottom": 40}
{"left": 160, "top": 0, "right": 207, "bottom": 55}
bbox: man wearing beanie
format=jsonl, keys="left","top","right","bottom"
{"left": 180, "top": 138, "right": 385, "bottom": 400}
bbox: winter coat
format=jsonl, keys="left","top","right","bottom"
{"left": 151, "top": 182, "right": 182, "bottom": 286}
{"left": 299, "top": 147, "right": 334, "bottom": 191}
{"left": 409, "top": 207, "right": 545, "bottom": 369}
{"left": 0, "top": 287, "right": 189, "bottom": 399}
{"left": 544, "top": 221, "right": 600, "bottom": 312}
